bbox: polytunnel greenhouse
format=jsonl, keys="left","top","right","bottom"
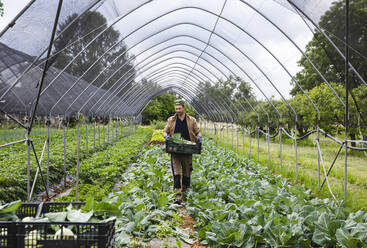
{"left": 0, "top": 0, "right": 366, "bottom": 247}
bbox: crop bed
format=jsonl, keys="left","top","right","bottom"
{"left": 0, "top": 123, "right": 130, "bottom": 202}
{"left": 2, "top": 131, "right": 367, "bottom": 247}
{"left": 68, "top": 134, "right": 367, "bottom": 247}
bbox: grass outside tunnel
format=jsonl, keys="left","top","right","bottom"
{"left": 202, "top": 124, "right": 367, "bottom": 212}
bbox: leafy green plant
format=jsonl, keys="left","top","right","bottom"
{"left": 185, "top": 139, "right": 367, "bottom": 247}
{"left": 169, "top": 133, "right": 195, "bottom": 144}
{"left": 150, "top": 129, "right": 165, "bottom": 142}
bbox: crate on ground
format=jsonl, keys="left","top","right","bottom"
{"left": 16, "top": 202, "right": 85, "bottom": 219}
{"left": 1, "top": 202, "right": 115, "bottom": 248}
{"left": 0, "top": 222, "right": 16, "bottom": 248}
{"left": 17, "top": 220, "right": 115, "bottom": 248}
{"left": 165, "top": 140, "right": 201, "bottom": 155}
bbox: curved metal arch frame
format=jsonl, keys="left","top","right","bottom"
{"left": 137, "top": 86, "right": 206, "bottom": 120}
{"left": 0, "top": 0, "right": 106, "bottom": 103}
{"left": 148, "top": 70, "right": 252, "bottom": 117}
{"left": 130, "top": 46, "right": 256, "bottom": 115}
{"left": 148, "top": 68, "right": 235, "bottom": 113}
{"left": 141, "top": 45, "right": 261, "bottom": 117}
{"left": 127, "top": 83, "right": 215, "bottom": 121}
{"left": 64, "top": 50, "right": 235, "bottom": 119}
{"left": 97, "top": 60, "right": 231, "bottom": 122}
{"left": 86, "top": 32, "right": 274, "bottom": 122}
{"left": 144, "top": 73, "right": 242, "bottom": 118}
{"left": 1, "top": 1, "right": 352, "bottom": 115}
{"left": 114, "top": 72, "right": 227, "bottom": 122}
{"left": 121, "top": 79, "right": 221, "bottom": 121}
{"left": 37, "top": 6, "right": 321, "bottom": 120}
{"left": 118, "top": 81, "right": 217, "bottom": 122}
{"left": 108, "top": 66, "right": 225, "bottom": 121}
{"left": 93, "top": 55, "right": 237, "bottom": 121}
{"left": 128, "top": 67, "right": 228, "bottom": 121}
{"left": 2, "top": 2, "right": 349, "bottom": 130}
{"left": 130, "top": 80, "right": 223, "bottom": 121}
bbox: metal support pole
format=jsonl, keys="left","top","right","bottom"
{"left": 29, "top": 140, "right": 47, "bottom": 201}
{"left": 27, "top": 0, "right": 63, "bottom": 135}
{"left": 222, "top": 125, "right": 224, "bottom": 146}
{"left": 63, "top": 123, "right": 66, "bottom": 187}
{"left": 129, "top": 119, "right": 132, "bottom": 135}
{"left": 107, "top": 117, "right": 110, "bottom": 144}
{"left": 103, "top": 121, "right": 105, "bottom": 146}
{"left": 118, "top": 118, "right": 120, "bottom": 139}
{"left": 122, "top": 120, "right": 124, "bottom": 137}
{"left": 344, "top": 0, "right": 350, "bottom": 200}
{"left": 85, "top": 118, "right": 88, "bottom": 156}
{"left": 121, "top": 118, "right": 123, "bottom": 137}
{"left": 231, "top": 124, "right": 234, "bottom": 150}
{"left": 122, "top": 118, "right": 124, "bottom": 138}
{"left": 217, "top": 123, "right": 219, "bottom": 145}
{"left": 111, "top": 118, "right": 114, "bottom": 143}
{"left": 236, "top": 125, "right": 239, "bottom": 153}
{"left": 38, "top": 118, "right": 40, "bottom": 135}
{"left": 295, "top": 121, "right": 298, "bottom": 181}
{"left": 76, "top": 118, "right": 80, "bottom": 201}
{"left": 317, "top": 120, "right": 320, "bottom": 189}
{"left": 116, "top": 118, "right": 118, "bottom": 140}
{"left": 242, "top": 128, "right": 245, "bottom": 153}
{"left": 30, "top": 140, "right": 49, "bottom": 201}
{"left": 226, "top": 123, "right": 229, "bottom": 149}
{"left": 98, "top": 120, "right": 101, "bottom": 148}
{"left": 5, "top": 117, "right": 8, "bottom": 140}
{"left": 204, "top": 120, "right": 206, "bottom": 136}
{"left": 93, "top": 120, "right": 96, "bottom": 153}
{"left": 249, "top": 128, "right": 251, "bottom": 159}
{"left": 257, "top": 125, "right": 259, "bottom": 162}
{"left": 267, "top": 124, "right": 271, "bottom": 168}
{"left": 46, "top": 120, "right": 50, "bottom": 190}
{"left": 279, "top": 124, "right": 282, "bottom": 170}
{"left": 27, "top": 137, "right": 31, "bottom": 202}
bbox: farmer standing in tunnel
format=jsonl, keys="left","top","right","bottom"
{"left": 163, "top": 99, "right": 201, "bottom": 204}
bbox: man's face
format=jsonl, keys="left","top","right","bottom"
{"left": 175, "top": 105, "right": 185, "bottom": 115}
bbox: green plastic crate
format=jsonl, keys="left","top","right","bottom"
{"left": 165, "top": 140, "right": 201, "bottom": 154}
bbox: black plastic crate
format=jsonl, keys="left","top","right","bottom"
{"left": 16, "top": 202, "right": 85, "bottom": 219}
{"left": 2, "top": 202, "right": 114, "bottom": 248}
{"left": 165, "top": 140, "right": 201, "bottom": 154}
{"left": 0, "top": 222, "right": 16, "bottom": 248}
{"left": 41, "top": 202, "right": 85, "bottom": 215}
{"left": 16, "top": 221, "right": 115, "bottom": 248}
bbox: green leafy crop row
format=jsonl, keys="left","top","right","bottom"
{"left": 187, "top": 139, "right": 367, "bottom": 247}
{"left": 0, "top": 123, "right": 131, "bottom": 202}
{"left": 56, "top": 127, "right": 153, "bottom": 202}
{"left": 77, "top": 136, "right": 367, "bottom": 247}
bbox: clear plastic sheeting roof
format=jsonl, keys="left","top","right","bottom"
{"left": 0, "top": 0, "right": 365, "bottom": 120}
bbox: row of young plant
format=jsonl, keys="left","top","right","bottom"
{"left": 0, "top": 128, "right": 191, "bottom": 247}
{"left": 56, "top": 127, "right": 153, "bottom": 202}
{"left": 4, "top": 128, "right": 367, "bottom": 247}
{"left": 0, "top": 123, "right": 131, "bottom": 202}
{"left": 60, "top": 143, "right": 195, "bottom": 246}
{"left": 57, "top": 133, "right": 367, "bottom": 247}
{"left": 185, "top": 139, "right": 367, "bottom": 247}
{"left": 110, "top": 145, "right": 197, "bottom": 247}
